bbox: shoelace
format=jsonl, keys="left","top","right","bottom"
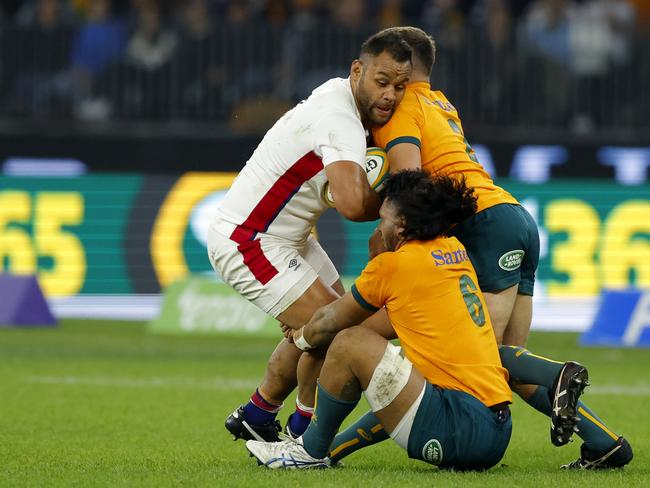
{"left": 565, "top": 443, "right": 622, "bottom": 470}
{"left": 278, "top": 431, "right": 299, "bottom": 442}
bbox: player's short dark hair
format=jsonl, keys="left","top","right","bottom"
{"left": 393, "top": 26, "right": 436, "bottom": 76}
{"left": 360, "top": 28, "right": 412, "bottom": 64}
{"left": 381, "top": 170, "right": 477, "bottom": 242}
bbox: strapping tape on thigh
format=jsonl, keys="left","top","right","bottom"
{"left": 364, "top": 343, "right": 412, "bottom": 412}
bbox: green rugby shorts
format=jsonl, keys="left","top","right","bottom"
{"left": 451, "top": 203, "right": 540, "bottom": 296}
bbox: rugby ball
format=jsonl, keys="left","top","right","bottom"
{"left": 323, "top": 146, "right": 389, "bottom": 207}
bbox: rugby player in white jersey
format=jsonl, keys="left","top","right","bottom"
{"left": 207, "top": 29, "right": 412, "bottom": 442}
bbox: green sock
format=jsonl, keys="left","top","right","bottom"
{"left": 575, "top": 401, "right": 620, "bottom": 452}
{"left": 328, "top": 410, "right": 389, "bottom": 463}
{"left": 499, "top": 345, "right": 564, "bottom": 388}
{"left": 524, "top": 386, "right": 618, "bottom": 452}
{"left": 525, "top": 385, "right": 552, "bottom": 415}
{"left": 301, "top": 381, "right": 359, "bottom": 459}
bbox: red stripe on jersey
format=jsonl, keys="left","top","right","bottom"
{"left": 230, "top": 151, "right": 324, "bottom": 285}
{"left": 236, "top": 239, "right": 278, "bottom": 285}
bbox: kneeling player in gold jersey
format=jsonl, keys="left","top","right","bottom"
{"left": 246, "top": 170, "right": 512, "bottom": 471}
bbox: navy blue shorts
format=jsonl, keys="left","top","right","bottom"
{"left": 407, "top": 384, "right": 512, "bottom": 471}
{"left": 451, "top": 203, "right": 540, "bottom": 295}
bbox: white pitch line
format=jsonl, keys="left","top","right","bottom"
{"left": 22, "top": 376, "right": 650, "bottom": 397}
{"left": 585, "top": 385, "right": 650, "bottom": 397}
{"left": 24, "top": 375, "right": 259, "bottom": 391}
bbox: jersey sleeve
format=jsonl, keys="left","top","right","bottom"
{"left": 313, "top": 112, "right": 366, "bottom": 167}
{"left": 372, "top": 96, "right": 422, "bottom": 152}
{"left": 351, "top": 253, "right": 395, "bottom": 311}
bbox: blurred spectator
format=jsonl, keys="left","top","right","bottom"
{"left": 523, "top": 0, "right": 573, "bottom": 66}
{"left": 265, "top": 0, "right": 290, "bottom": 25}
{"left": 125, "top": 1, "right": 176, "bottom": 71}
{"left": 420, "top": 0, "right": 465, "bottom": 48}
{"left": 70, "top": 0, "right": 127, "bottom": 119}
{"left": 70, "top": 0, "right": 91, "bottom": 17}
{"left": 287, "top": 0, "right": 321, "bottom": 26}
{"left": 72, "top": 0, "right": 126, "bottom": 77}
{"left": 174, "top": 0, "right": 221, "bottom": 118}
{"left": 276, "top": 0, "right": 321, "bottom": 99}
{"left": 0, "top": 0, "right": 645, "bottom": 132}
{"left": 330, "top": 0, "right": 366, "bottom": 29}
{"left": 465, "top": 0, "right": 518, "bottom": 125}
{"left": 629, "top": 0, "right": 650, "bottom": 30}
{"left": 285, "top": 0, "right": 373, "bottom": 100}
{"left": 215, "top": 1, "right": 291, "bottom": 130}
{"left": 571, "top": 0, "right": 635, "bottom": 75}
{"left": 420, "top": 0, "right": 466, "bottom": 101}
{"left": 376, "top": 0, "right": 406, "bottom": 28}
{"left": 569, "top": 0, "right": 635, "bottom": 131}
{"left": 226, "top": 0, "right": 252, "bottom": 24}
{"left": 521, "top": 0, "right": 574, "bottom": 124}
{"left": 16, "top": 0, "right": 74, "bottom": 26}
{"left": 6, "top": 0, "right": 74, "bottom": 115}
{"left": 118, "top": 0, "right": 177, "bottom": 118}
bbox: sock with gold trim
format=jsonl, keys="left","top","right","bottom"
{"left": 525, "top": 386, "right": 618, "bottom": 452}
{"left": 328, "top": 410, "right": 389, "bottom": 463}
{"left": 574, "top": 401, "right": 620, "bottom": 452}
{"left": 499, "top": 345, "right": 563, "bottom": 387}
{"left": 301, "top": 382, "right": 359, "bottom": 459}
{"left": 525, "top": 385, "right": 552, "bottom": 415}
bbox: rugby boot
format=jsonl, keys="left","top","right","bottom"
{"left": 561, "top": 436, "right": 633, "bottom": 469}
{"left": 550, "top": 361, "right": 589, "bottom": 446}
{"left": 246, "top": 436, "right": 330, "bottom": 469}
{"left": 225, "top": 405, "right": 281, "bottom": 442}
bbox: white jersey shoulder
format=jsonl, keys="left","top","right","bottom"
{"left": 213, "top": 78, "right": 367, "bottom": 243}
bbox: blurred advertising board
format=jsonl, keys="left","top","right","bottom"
{"left": 0, "top": 174, "right": 142, "bottom": 296}
{"left": 150, "top": 275, "right": 278, "bottom": 336}
{"left": 582, "top": 290, "right": 650, "bottom": 347}
{"left": 1, "top": 172, "right": 649, "bottom": 330}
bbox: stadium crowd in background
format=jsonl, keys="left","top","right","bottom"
{"left": 0, "top": 0, "right": 648, "bottom": 132}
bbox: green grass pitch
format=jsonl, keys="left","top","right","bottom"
{"left": 1, "top": 320, "right": 648, "bottom": 487}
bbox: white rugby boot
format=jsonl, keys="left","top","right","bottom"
{"left": 246, "top": 436, "right": 330, "bottom": 469}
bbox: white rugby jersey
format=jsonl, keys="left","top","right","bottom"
{"left": 212, "top": 78, "right": 366, "bottom": 247}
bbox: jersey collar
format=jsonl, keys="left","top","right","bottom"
{"left": 346, "top": 77, "right": 362, "bottom": 121}
{"left": 408, "top": 81, "right": 431, "bottom": 91}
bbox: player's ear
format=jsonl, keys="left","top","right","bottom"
{"left": 396, "top": 218, "right": 407, "bottom": 240}
{"left": 350, "top": 59, "right": 363, "bottom": 82}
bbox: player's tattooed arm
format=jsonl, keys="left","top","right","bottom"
{"left": 294, "top": 293, "right": 373, "bottom": 350}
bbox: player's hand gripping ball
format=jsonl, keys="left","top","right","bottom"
{"left": 323, "top": 146, "right": 389, "bottom": 207}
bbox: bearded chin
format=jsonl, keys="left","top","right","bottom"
{"left": 366, "top": 106, "right": 377, "bottom": 124}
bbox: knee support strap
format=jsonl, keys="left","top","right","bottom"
{"left": 364, "top": 343, "right": 412, "bottom": 412}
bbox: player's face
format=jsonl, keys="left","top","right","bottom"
{"left": 377, "top": 199, "right": 404, "bottom": 252}
{"left": 350, "top": 51, "right": 411, "bottom": 127}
